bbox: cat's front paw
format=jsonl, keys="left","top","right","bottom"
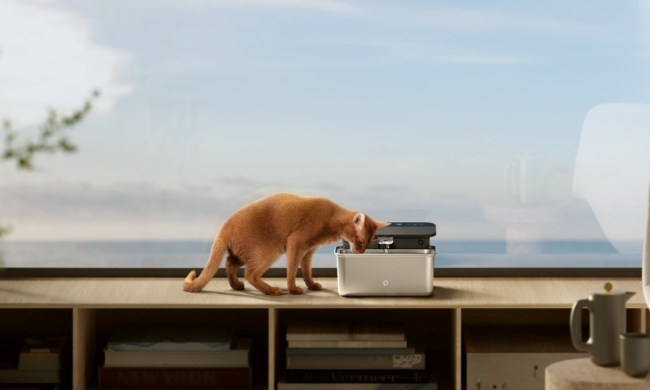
{"left": 230, "top": 281, "right": 245, "bottom": 291}
{"left": 307, "top": 282, "right": 322, "bottom": 291}
{"left": 289, "top": 286, "right": 304, "bottom": 295}
{"left": 264, "top": 287, "right": 283, "bottom": 296}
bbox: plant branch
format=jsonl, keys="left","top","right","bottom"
{"left": 2, "top": 89, "right": 100, "bottom": 170}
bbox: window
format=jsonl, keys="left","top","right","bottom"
{"left": 1, "top": 1, "right": 648, "bottom": 270}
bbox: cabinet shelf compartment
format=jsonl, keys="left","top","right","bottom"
{"left": 276, "top": 308, "right": 453, "bottom": 390}
{"left": 0, "top": 309, "right": 72, "bottom": 390}
{"left": 80, "top": 308, "right": 268, "bottom": 390}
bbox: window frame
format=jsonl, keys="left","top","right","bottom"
{"left": 0, "top": 267, "right": 640, "bottom": 278}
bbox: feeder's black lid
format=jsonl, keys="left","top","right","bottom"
{"left": 376, "top": 222, "right": 436, "bottom": 237}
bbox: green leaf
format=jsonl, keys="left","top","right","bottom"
{"left": 46, "top": 109, "right": 58, "bottom": 127}
{"left": 58, "top": 138, "right": 77, "bottom": 153}
{"left": 0, "top": 225, "right": 13, "bottom": 238}
{"left": 17, "top": 156, "right": 33, "bottom": 170}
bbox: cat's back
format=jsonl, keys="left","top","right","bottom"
{"left": 248, "top": 192, "right": 336, "bottom": 213}
{"left": 234, "top": 193, "right": 339, "bottom": 222}
{"left": 220, "top": 193, "right": 343, "bottom": 249}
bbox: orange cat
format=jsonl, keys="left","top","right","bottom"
{"left": 183, "top": 193, "right": 386, "bottom": 295}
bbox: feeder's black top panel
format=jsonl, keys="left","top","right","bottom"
{"left": 376, "top": 222, "right": 436, "bottom": 237}
{"left": 342, "top": 222, "right": 436, "bottom": 250}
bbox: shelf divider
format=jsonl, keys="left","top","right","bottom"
{"left": 269, "top": 308, "right": 277, "bottom": 390}
{"left": 73, "top": 308, "right": 96, "bottom": 390}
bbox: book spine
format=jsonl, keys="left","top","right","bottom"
{"left": 288, "top": 340, "right": 407, "bottom": 348}
{"left": 286, "top": 352, "right": 425, "bottom": 370}
{"left": 286, "top": 332, "right": 405, "bottom": 341}
{"left": 285, "top": 370, "right": 430, "bottom": 383}
{"left": 103, "top": 351, "right": 249, "bottom": 368}
{"left": 0, "top": 370, "right": 61, "bottom": 383}
{"left": 286, "top": 347, "right": 416, "bottom": 355}
{"left": 278, "top": 383, "right": 437, "bottom": 390}
{"left": 18, "top": 353, "right": 62, "bottom": 371}
{"left": 98, "top": 367, "right": 250, "bottom": 389}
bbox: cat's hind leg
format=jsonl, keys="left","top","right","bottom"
{"left": 285, "top": 239, "right": 309, "bottom": 295}
{"left": 300, "top": 250, "right": 322, "bottom": 291}
{"left": 226, "top": 254, "right": 245, "bottom": 291}
{"left": 244, "top": 253, "right": 283, "bottom": 295}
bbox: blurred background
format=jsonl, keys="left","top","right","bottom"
{"left": 1, "top": 0, "right": 648, "bottom": 268}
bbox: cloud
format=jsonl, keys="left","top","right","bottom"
{"left": 0, "top": 181, "right": 230, "bottom": 240}
{"left": 186, "top": 1, "right": 603, "bottom": 36}
{"left": 194, "top": 41, "right": 528, "bottom": 71}
{"left": 150, "top": 2, "right": 597, "bottom": 70}
{"left": 198, "top": 3, "right": 599, "bottom": 69}
{"left": 0, "top": 0, "right": 132, "bottom": 129}
{"left": 0, "top": 177, "right": 609, "bottom": 241}
{"left": 0, "top": 179, "right": 435, "bottom": 239}
{"left": 381, "top": 4, "right": 605, "bottom": 35}
{"left": 331, "top": 39, "right": 530, "bottom": 66}
{"left": 0, "top": 181, "right": 222, "bottom": 221}
{"left": 174, "top": 0, "right": 357, "bottom": 14}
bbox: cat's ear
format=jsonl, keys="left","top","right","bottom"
{"left": 375, "top": 220, "right": 390, "bottom": 228}
{"left": 353, "top": 212, "right": 366, "bottom": 228}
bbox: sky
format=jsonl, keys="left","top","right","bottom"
{"left": 0, "top": 0, "right": 649, "bottom": 248}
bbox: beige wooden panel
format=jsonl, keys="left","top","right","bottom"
{"left": 72, "top": 308, "right": 95, "bottom": 390}
{"left": 452, "top": 308, "right": 462, "bottom": 390}
{"left": 467, "top": 352, "right": 587, "bottom": 390}
{"left": 0, "top": 277, "right": 645, "bottom": 309}
{"left": 268, "top": 308, "right": 276, "bottom": 390}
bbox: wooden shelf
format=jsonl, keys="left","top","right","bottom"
{"left": 0, "top": 276, "right": 647, "bottom": 390}
{"left": 1, "top": 277, "right": 646, "bottom": 309}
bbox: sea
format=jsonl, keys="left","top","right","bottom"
{"left": 0, "top": 239, "right": 642, "bottom": 269}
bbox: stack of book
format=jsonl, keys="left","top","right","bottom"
{"left": 0, "top": 337, "right": 67, "bottom": 389}
{"left": 97, "top": 327, "right": 252, "bottom": 389}
{"left": 279, "top": 322, "right": 436, "bottom": 390}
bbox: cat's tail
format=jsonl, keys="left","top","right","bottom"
{"left": 183, "top": 236, "right": 227, "bottom": 293}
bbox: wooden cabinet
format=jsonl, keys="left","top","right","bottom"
{"left": 464, "top": 324, "right": 587, "bottom": 390}
{"left": 0, "top": 277, "right": 647, "bottom": 390}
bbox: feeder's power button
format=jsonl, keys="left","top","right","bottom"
{"left": 383, "top": 280, "right": 389, "bottom": 287}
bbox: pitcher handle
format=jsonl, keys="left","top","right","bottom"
{"left": 570, "top": 298, "right": 593, "bottom": 352}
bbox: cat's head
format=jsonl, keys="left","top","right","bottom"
{"left": 344, "top": 212, "right": 389, "bottom": 254}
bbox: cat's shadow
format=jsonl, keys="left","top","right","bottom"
{"left": 201, "top": 287, "right": 339, "bottom": 301}
{"left": 202, "top": 286, "right": 481, "bottom": 301}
